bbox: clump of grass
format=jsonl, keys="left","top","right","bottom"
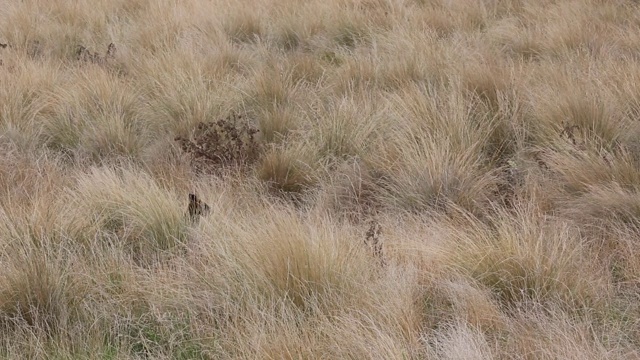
{"left": 310, "top": 96, "right": 383, "bottom": 160}
{"left": 553, "top": 95, "right": 623, "bottom": 152}
{"left": 498, "top": 305, "right": 630, "bottom": 359}
{"left": 460, "top": 57, "right": 511, "bottom": 111}
{"left": 244, "top": 64, "right": 305, "bottom": 115}
{"left": 331, "top": 56, "right": 378, "bottom": 94}
{"left": 285, "top": 52, "right": 327, "bottom": 85}
{"left": 559, "top": 183, "right": 640, "bottom": 284}
{"left": 237, "top": 212, "right": 370, "bottom": 312}
{"left": 183, "top": 204, "right": 426, "bottom": 357}
{"left": 258, "top": 143, "right": 317, "bottom": 196}
{"left": 562, "top": 182, "right": 640, "bottom": 232}
{"left": 269, "top": 8, "right": 322, "bottom": 52}
{"left": 443, "top": 205, "right": 610, "bottom": 310}
{"left": 389, "top": 82, "right": 490, "bottom": 160}
{"left": 41, "top": 68, "right": 143, "bottom": 162}
{"left": 0, "top": 248, "right": 84, "bottom": 336}
{"left": 424, "top": 277, "right": 507, "bottom": 337}
{"left": 0, "top": 58, "right": 60, "bottom": 148}
{"left": 63, "top": 166, "right": 188, "bottom": 263}
{"left": 377, "top": 134, "right": 497, "bottom": 215}
{"left": 224, "top": 12, "right": 264, "bottom": 44}
{"left": 0, "top": 151, "right": 69, "bottom": 250}
{"left": 524, "top": 71, "right": 626, "bottom": 151}
{"left": 105, "top": 311, "right": 205, "bottom": 359}
{"left": 132, "top": 47, "right": 243, "bottom": 137}
{"left": 428, "top": 321, "right": 495, "bottom": 359}
{"left": 543, "top": 145, "right": 640, "bottom": 197}
{"left": 332, "top": 17, "right": 370, "bottom": 49}
{"left": 487, "top": 18, "right": 543, "bottom": 60}
{"left": 318, "top": 157, "right": 385, "bottom": 222}
{"left": 255, "top": 106, "right": 299, "bottom": 144}
{"left": 4, "top": 0, "right": 640, "bottom": 357}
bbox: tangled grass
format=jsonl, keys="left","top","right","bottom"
{"left": 1, "top": 0, "right": 640, "bottom": 358}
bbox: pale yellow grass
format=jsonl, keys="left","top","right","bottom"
{"left": 1, "top": 0, "right": 640, "bottom": 358}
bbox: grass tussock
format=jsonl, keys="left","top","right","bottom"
{"left": 0, "top": 249, "right": 82, "bottom": 333}
{"left": 63, "top": 166, "right": 189, "bottom": 262}
{"left": 443, "top": 205, "right": 611, "bottom": 309}
{"left": 2, "top": 0, "right": 640, "bottom": 358}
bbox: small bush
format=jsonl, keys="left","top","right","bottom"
{"left": 175, "top": 113, "right": 261, "bottom": 175}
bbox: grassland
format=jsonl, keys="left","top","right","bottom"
{"left": 1, "top": 0, "right": 640, "bottom": 358}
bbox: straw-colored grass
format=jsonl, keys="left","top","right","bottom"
{"left": 1, "top": 0, "right": 640, "bottom": 358}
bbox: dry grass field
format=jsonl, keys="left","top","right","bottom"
{"left": 1, "top": 0, "right": 640, "bottom": 358}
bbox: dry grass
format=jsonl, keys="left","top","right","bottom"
{"left": 1, "top": 0, "right": 640, "bottom": 358}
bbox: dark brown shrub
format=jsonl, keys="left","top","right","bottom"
{"left": 175, "top": 112, "right": 261, "bottom": 174}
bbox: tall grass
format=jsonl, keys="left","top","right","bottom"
{"left": 1, "top": 0, "right": 640, "bottom": 358}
